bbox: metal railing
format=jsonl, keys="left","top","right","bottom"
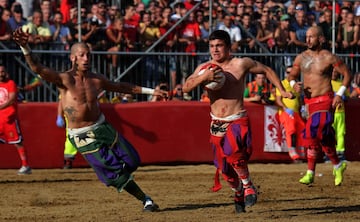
{"left": 1, "top": 44, "right": 359, "bottom": 102}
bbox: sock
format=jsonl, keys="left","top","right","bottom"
{"left": 16, "top": 146, "right": 28, "bottom": 166}
{"left": 123, "top": 179, "right": 146, "bottom": 202}
{"left": 306, "top": 146, "right": 318, "bottom": 171}
{"left": 323, "top": 146, "right": 340, "bottom": 165}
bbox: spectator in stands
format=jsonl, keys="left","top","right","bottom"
{"left": 123, "top": 4, "right": 139, "bottom": 51}
{"left": 178, "top": 11, "right": 201, "bottom": 83}
{"left": 227, "top": 2, "right": 237, "bottom": 16}
{"left": 7, "top": 3, "right": 26, "bottom": 32}
{"left": 92, "top": 1, "right": 111, "bottom": 29}
{"left": 337, "top": 12, "right": 359, "bottom": 54}
{"left": 318, "top": 9, "right": 334, "bottom": 50}
{"left": 172, "top": 83, "right": 184, "bottom": 101}
{"left": 275, "top": 14, "right": 291, "bottom": 51}
{"left": 0, "top": 7, "right": 11, "bottom": 42}
{"left": 0, "top": 65, "right": 32, "bottom": 175}
{"left": 198, "top": 15, "right": 210, "bottom": 64}
{"left": 213, "top": 5, "right": 224, "bottom": 29}
{"left": 50, "top": 12, "right": 72, "bottom": 52}
{"left": 40, "top": 0, "right": 53, "bottom": 25}
{"left": 256, "top": 14, "right": 276, "bottom": 50}
{"left": 236, "top": 2, "right": 245, "bottom": 20}
{"left": 88, "top": 1, "right": 109, "bottom": 51}
{"left": 289, "top": 9, "right": 309, "bottom": 51}
{"left": 21, "top": 10, "right": 52, "bottom": 49}
{"left": 150, "top": 81, "right": 170, "bottom": 102}
{"left": 244, "top": 73, "right": 274, "bottom": 105}
{"left": 217, "top": 14, "right": 242, "bottom": 53}
{"left": 108, "top": 4, "right": 120, "bottom": 23}
{"left": 239, "top": 13, "right": 257, "bottom": 52}
{"left": 158, "top": 6, "right": 178, "bottom": 89}
{"left": 106, "top": 17, "right": 126, "bottom": 74}
{"left": 253, "top": 0, "right": 266, "bottom": 20}
{"left": 0, "top": 0, "right": 8, "bottom": 10}
{"left": 338, "top": 6, "right": 350, "bottom": 25}
{"left": 274, "top": 14, "right": 292, "bottom": 67}
{"left": 138, "top": 10, "right": 161, "bottom": 87}
{"left": 170, "top": 1, "right": 184, "bottom": 22}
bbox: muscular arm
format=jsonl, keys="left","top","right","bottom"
{"left": 246, "top": 58, "right": 288, "bottom": 96}
{"left": 182, "top": 64, "right": 210, "bottom": 93}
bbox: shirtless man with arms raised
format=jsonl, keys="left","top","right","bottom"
{"left": 288, "top": 26, "right": 351, "bottom": 186}
{"left": 13, "top": 28, "right": 162, "bottom": 212}
{"left": 183, "top": 30, "right": 293, "bottom": 213}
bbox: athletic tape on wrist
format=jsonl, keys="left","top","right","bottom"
{"left": 20, "top": 45, "right": 31, "bottom": 55}
{"left": 141, "top": 87, "right": 155, "bottom": 95}
{"left": 336, "top": 85, "right": 347, "bottom": 97}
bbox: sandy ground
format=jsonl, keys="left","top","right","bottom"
{"left": 1, "top": 162, "right": 360, "bottom": 222}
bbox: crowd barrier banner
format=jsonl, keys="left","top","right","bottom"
{"left": 0, "top": 100, "right": 359, "bottom": 169}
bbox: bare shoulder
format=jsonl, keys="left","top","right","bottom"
{"left": 231, "top": 57, "right": 256, "bottom": 68}
{"left": 320, "top": 49, "right": 338, "bottom": 62}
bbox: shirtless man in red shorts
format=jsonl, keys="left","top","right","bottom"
{"left": 288, "top": 26, "right": 351, "bottom": 186}
{"left": 183, "top": 30, "right": 293, "bottom": 213}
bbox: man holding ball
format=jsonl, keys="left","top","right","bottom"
{"left": 183, "top": 30, "right": 292, "bottom": 213}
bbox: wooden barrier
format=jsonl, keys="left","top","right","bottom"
{"left": 0, "top": 100, "right": 359, "bottom": 169}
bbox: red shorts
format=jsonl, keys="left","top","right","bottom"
{"left": 0, "top": 114, "right": 22, "bottom": 144}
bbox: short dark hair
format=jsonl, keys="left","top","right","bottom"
{"left": 209, "top": 30, "right": 231, "bottom": 48}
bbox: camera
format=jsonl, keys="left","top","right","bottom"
{"left": 159, "top": 84, "right": 168, "bottom": 91}
{"left": 90, "top": 18, "right": 98, "bottom": 26}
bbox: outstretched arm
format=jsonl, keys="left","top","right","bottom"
{"left": 246, "top": 58, "right": 293, "bottom": 99}
{"left": 12, "top": 28, "right": 62, "bottom": 86}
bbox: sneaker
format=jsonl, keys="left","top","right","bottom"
{"left": 143, "top": 198, "right": 159, "bottom": 212}
{"left": 244, "top": 185, "right": 257, "bottom": 207}
{"left": 18, "top": 166, "right": 32, "bottom": 175}
{"left": 299, "top": 171, "right": 314, "bottom": 185}
{"left": 333, "top": 161, "right": 347, "bottom": 186}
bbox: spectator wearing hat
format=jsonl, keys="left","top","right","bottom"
{"left": 274, "top": 14, "right": 292, "bottom": 68}
{"left": 8, "top": 3, "right": 26, "bottom": 32}
{"left": 275, "top": 14, "right": 292, "bottom": 51}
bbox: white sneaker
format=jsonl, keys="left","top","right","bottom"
{"left": 143, "top": 198, "right": 159, "bottom": 212}
{"left": 18, "top": 166, "right": 32, "bottom": 175}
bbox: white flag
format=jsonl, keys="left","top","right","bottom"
{"left": 264, "top": 106, "right": 288, "bottom": 152}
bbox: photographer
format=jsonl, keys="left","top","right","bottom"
{"left": 151, "top": 82, "right": 170, "bottom": 102}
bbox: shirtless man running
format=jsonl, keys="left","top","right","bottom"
{"left": 13, "top": 28, "right": 163, "bottom": 212}
{"left": 288, "top": 26, "right": 351, "bottom": 186}
{"left": 183, "top": 30, "right": 293, "bottom": 213}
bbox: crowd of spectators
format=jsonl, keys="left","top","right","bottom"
{"left": 1, "top": 0, "right": 360, "bottom": 100}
